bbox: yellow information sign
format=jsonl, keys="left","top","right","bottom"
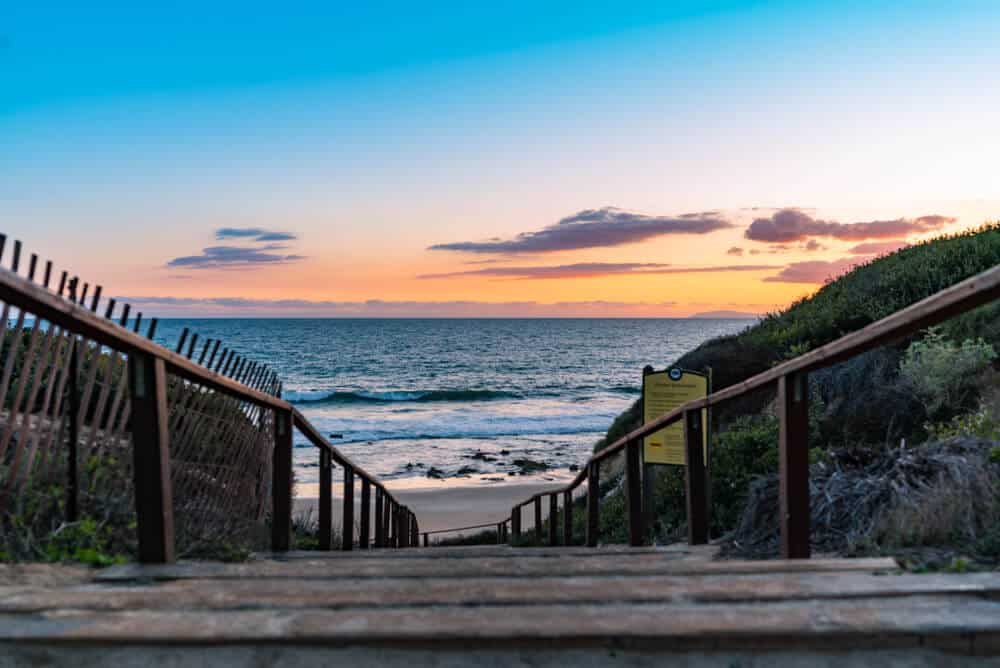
{"left": 643, "top": 368, "right": 708, "bottom": 466}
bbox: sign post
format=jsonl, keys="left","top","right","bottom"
{"left": 641, "top": 366, "right": 711, "bottom": 533}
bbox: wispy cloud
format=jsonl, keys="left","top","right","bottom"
{"left": 763, "top": 256, "right": 874, "bottom": 284}
{"left": 418, "top": 262, "right": 780, "bottom": 280}
{"left": 726, "top": 247, "right": 744, "bottom": 256}
{"left": 166, "top": 246, "right": 305, "bottom": 269}
{"left": 120, "top": 296, "right": 688, "bottom": 317}
{"left": 215, "top": 227, "right": 298, "bottom": 242}
{"left": 745, "top": 209, "right": 953, "bottom": 243}
{"left": 429, "top": 207, "right": 733, "bottom": 254}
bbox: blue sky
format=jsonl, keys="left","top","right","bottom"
{"left": 1, "top": 2, "right": 998, "bottom": 315}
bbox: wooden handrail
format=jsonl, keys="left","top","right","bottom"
{"left": 523, "top": 263, "right": 1000, "bottom": 501}
{"left": 423, "top": 520, "right": 507, "bottom": 536}
{"left": 0, "top": 267, "right": 289, "bottom": 412}
{"left": 0, "top": 263, "right": 417, "bottom": 560}
{"left": 290, "top": 407, "right": 401, "bottom": 506}
{"left": 501, "top": 262, "right": 1000, "bottom": 552}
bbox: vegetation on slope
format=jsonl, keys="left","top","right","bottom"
{"left": 588, "top": 223, "right": 1000, "bottom": 566}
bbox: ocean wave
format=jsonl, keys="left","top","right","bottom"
{"left": 296, "top": 410, "right": 619, "bottom": 445}
{"left": 284, "top": 389, "right": 522, "bottom": 404}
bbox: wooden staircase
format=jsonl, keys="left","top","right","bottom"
{"left": 2, "top": 546, "right": 999, "bottom": 666}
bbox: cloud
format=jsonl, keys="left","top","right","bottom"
{"left": 802, "top": 240, "right": 825, "bottom": 252}
{"left": 848, "top": 240, "right": 910, "bottom": 255}
{"left": 166, "top": 246, "right": 306, "bottom": 269}
{"left": 726, "top": 247, "right": 744, "bottom": 256}
{"left": 215, "top": 227, "right": 298, "bottom": 242}
{"left": 119, "top": 296, "right": 689, "bottom": 317}
{"left": 418, "top": 262, "right": 780, "bottom": 280}
{"left": 745, "top": 209, "right": 953, "bottom": 243}
{"left": 429, "top": 207, "right": 733, "bottom": 254}
{"left": 763, "top": 256, "right": 874, "bottom": 284}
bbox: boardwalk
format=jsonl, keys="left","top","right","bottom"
{"left": 2, "top": 545, "right": 1000, "bottom": 665}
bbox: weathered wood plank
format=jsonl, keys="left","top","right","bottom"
{"left": 96, "top": 556, "right": 900, "bottom": 582}
{"left": 0, "top": 595, "right": 998, "bottom": 652}
{"left": 4, "top": 572, "right": 999, "bottom": 614}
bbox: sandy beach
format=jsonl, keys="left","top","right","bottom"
{"left": 294, "top": 473, "right": 582, "bottom": 539}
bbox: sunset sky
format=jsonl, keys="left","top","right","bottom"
{"left": 2, "top": 2, "right": 998, "bottom": 316}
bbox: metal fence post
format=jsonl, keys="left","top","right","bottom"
{"left": 128, "top": 352, "right": 175, "bottom": 563}
{"left": 271, "top": 407, "right": 293, "bottom": 551}
{"left": 779, "top": 372, "right": 811, "bottom": 559}
{"left": 684, "top": 410, "right": 709, "bottom": 545}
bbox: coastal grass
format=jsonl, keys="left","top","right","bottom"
{"left": 583, "top": 223, "right": 1000, "bottom": 564}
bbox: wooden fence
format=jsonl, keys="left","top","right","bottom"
{"left": 498, "top": 263, "right": 1000, "bottom": 557}
{"left": 0, "top": 235, "right": 416, "bottom": 562}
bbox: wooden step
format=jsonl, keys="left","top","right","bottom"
{"left": 94, "top": 554, "right": 900, "bottom": 582}
{"left": 2, "top": 572, "right": 998, "bottom": 613}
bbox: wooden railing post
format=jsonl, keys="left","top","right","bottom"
{"left": 779, "top": 372, "right": 811, "bottom": 559}
{"left": 128, "top": 352, "right": 175, "bottom": 563}
{"left": 563, "top": 490, "right": 573, "bottom": 546}
{"left": 684, "top": 410, "right": 709, "bottom": 545}
{"left": 533, "top": 496, "right": 543, "bottom": 542}
{"left": 411, "top": 516, "right": 419, "bottom": 547}
{"left": 374, "top": 488, "right": 384, "bottom": 548}
{"left": 423, "top": 532, "right": 429, "bottom": 547}
{"left": 342, "top": 465, "right": 354, "bottom": 551}
{"left": 386, "top": 499, "right": 394, "bottom": 548}
{"left": 626, "top": 438, "right": 644, "bottom": 546}
{"left": 586, "top": 462, "right": 600, "bottom": 547}
{"left": 318, "top": 448, "right": 332, "bottom": 550}
{"left": 360, "top": 478, "right": 371, "bottom": 549}
{"left": 399, "top": 506, "right": 409, "bottom": 548}
{"left": 271, "top": 407, "right": 293, "bottom": 552}
{"left": 390, "top": 502, "right": 398, "bottom": 548}
{"left": 511, "top": 506, "right": 521, "bottom": 543}
{"left": 548, "top": 494, "right": 558, "bottom": 546}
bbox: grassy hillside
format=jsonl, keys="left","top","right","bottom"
{"left": 587, "top": 223, "right": 1000, "bottom": 557}
{"left": 595, "top": 222, "right": 1000, "bottom": 452}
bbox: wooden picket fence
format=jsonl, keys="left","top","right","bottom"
{"left": 0, "top": 235, "right": 415, "bottom": 562}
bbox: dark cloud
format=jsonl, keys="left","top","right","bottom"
{"left": 726, "top": 247, "right": 744, "bottom": 256}
{"left": 745, "top": 209, "right": 954, "bottom": 243}
{"left": 802, "top": 240, "right": 825, "bottom": 252}
{"left": 763, "top": 256, "right": 874, "bottom": 284}
{"left": 429, "top": 207, "right": 733, "bottom": 254}
{"left": 166, "top": 245, "right": 306, "bottom": 270}
{"left": 848, "top": 240, "right": 910, "bottom": 255}
{"left": 215, "top": 227, "right": 298, "bottom": 242}
{"left": 419, "top": 262, "right": 780, "bottom": 280}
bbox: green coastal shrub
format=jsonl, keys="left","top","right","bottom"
{"left": 898, "top": 329, "right": 996, "bottom": 420}
{"left": 586, "top": 223, "right": 1000, "bottom": 552}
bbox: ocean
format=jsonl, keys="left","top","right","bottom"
{"left": 151, "top": 319, "right": 750, "bottom": 487}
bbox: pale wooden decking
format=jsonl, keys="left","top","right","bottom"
{"left": 2, "top": 545, "right": 999, "bottom": 666}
